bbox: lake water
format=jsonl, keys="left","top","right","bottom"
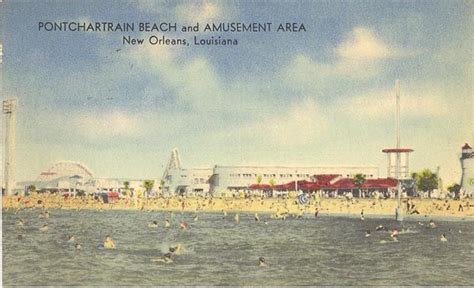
{"left": 2, "top": 208, "right": 473, "bottom": 286}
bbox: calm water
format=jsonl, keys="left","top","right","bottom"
{"left": 2, "top": 208, "right": 473, "bottom": 286}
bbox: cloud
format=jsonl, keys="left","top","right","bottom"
{"left": 335, "top": 86, "right": 450, "bottom": 121}
{"left": 73, "top": 110, "right": 143, "bottom": 139}
{"left": 238, "top": 98, "right": 327, "bottom": 146}
{"left": 284, "top": 26, "right": 399, "bottom": 87}
{"left": 126, "top": 44, "right": 223, "bottom": 111}
{"left": 135, "top": 1, "right": 233, "bottom": 23}
{"left": 336, "top": 27, "right": 393, "bottom": 61}
{"left": 175, "top": 1, "right": 222, "bottom": 23}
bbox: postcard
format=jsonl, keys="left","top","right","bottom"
{"left": 1, "top": 0, "right": 472, "bottom": 286}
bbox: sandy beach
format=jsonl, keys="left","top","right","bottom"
{"left": 3, "top": 193, "right": 473, "bottom": 219}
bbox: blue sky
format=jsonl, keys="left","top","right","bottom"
{"left": 1, "top": 0, "right": 472, "bottom": 184}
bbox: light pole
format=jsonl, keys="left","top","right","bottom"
{"left": 3, "top": 98, "right": 17, "bottom": 196}
{"left": 395, "top": 80, "right": 402, "bottom": 221}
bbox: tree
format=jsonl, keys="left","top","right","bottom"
{"left": 123, "top": 181, "right": 130, "bottom": 190}
{"left": 256, "top": 175, "right": 262, "bottom": 185}
{"left": 269, "top": 178, "right": 275, "bottom": 187}
{"left": 143, "top": 180, "right": 155, "bottom": 197}
{"left": 447, "top": 183, "right": 461, "bottom": 197}
{"left": 353, "top": 174, "right": 366, "bottom": 198}
{"left": 122, "top": 181, "right": 130, "bottom": 196}
{"left": 413, "top": 169, "right": 438, "bottom": 197}
{"left": 27, "top": 184, "right": 36, "bottom": 193}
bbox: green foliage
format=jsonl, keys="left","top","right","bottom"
{"left": 123, "top": 181, "right": 130, "bottom": 189}
{"left": 269, "top": 178, "right": 275, "bottom": 187}
{"left": 143, "top": 180, "right": 155, "bottom": 192}
{"left": 353, "top": 174, "right": 366, "bottom": 189}
{"left": 412, "top": 169, "right": 439, "bottom": 192}
{"left": 27, "top": 184, "right": 36, "bottom": 193}
{"left": 447, "top": 183, "right": 461, "bottom": 194}
{"left": 256, "top": 175, "right": 262, "bottom": 184}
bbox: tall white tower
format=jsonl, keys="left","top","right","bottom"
{"left": 382, "top": 80, "right": 413, "bottom": 221}
{"left": 3, "top": 98, "right": 17, "bottom": 196}
{"left": 460, "top": 143, "right": 474, "bottom": 197}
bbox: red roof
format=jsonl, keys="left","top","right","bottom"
{"left": 363, "top": 178, "right": 398, "bottom": 188}
{"left": 322, "top": 178, "right": 398, "bottom": 189}
{"left": 255, "top": 176, "right": 397, "bottom": 191}
{"left": 462, "top": 143, "right": 472, "bottom": 149}
{"left": 312, "top": 174, "right": 340, "bottom": 185}
{"left": 382, "top": 148, "right": 414, "bottom": 153}
{"left": 249, "top": 184, "right": 272, "bottom": 190}
{"left": 328, "top": 178, "right": 356, "bottom": 189}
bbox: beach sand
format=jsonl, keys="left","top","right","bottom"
{"left": 2, "top": 193, "right": 473, "bottom": 219}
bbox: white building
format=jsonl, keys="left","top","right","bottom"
{"left": 208, "top": 165, "right": 379, "bottom": 195}
{"left": 18, "top": 161, "right": 156, "bottom": 196}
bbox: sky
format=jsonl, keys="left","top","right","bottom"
{"left": 1, "top": 0, "right": 472, "bottom": 185}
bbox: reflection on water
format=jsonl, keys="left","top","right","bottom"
{"left": 2, "top": 209, "right": 473, "bottom": 286}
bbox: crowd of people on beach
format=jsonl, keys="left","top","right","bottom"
{"left": 3, "top": 190, "right": 472, "bottom": 220}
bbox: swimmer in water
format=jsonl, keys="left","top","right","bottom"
{"left": 234, "top": 213, "right": 240, "bottom": 222}
{"left": 429, "top": 220, "right": 437, "bottom": 229}
{"left": 169, "top": 244, "right": 182, "bottom": 255}
{"left": 152, "top": 253, "right": 174, "bottom": 263}
{"left": 264, "top": 220, "right": 268, "bottom": 225}
{"left": 75, "top": 243, "right": 82, "bottom": 250}
{"left": 17, "top": 234, "right": 24, "bottom": 240}
{"left": 259, "top": 257, "right": 267, "bottom": 267}
{"left": 365, "top": 230, "right": 371, "bottom": 237}
{"left": 390, "top": 229, "right": 399, "bottom": 242}
{"left": 148, "top": 220, "right": 159, "bottom": 228}
{"left": 103, "top": 235, "right": 116, "bottom": 249}
{"left": 39, "top": 224, "right": 48, "bottom": 232}
{"left": 440, "top": 234, "right": 448, "bottom": 242}
{"left": 179, "top": 221, "right": 188, "bottom": 229}
{"left": 193, "top": 215, "right": 199, "bottom": 222}
{"left": 67, "top": 235, "right": 75, "bottom": 242}
{"left": 39, "top": 211, "right": 49, "bottom": 219}
{"left": 16, "top": 219, "right": 24, "bottom": 226}
{"left": 164, "top": 219, "right": 171, "bottom": 228}
{"left": 360, "top": 209, "right": 365, "bottom": 221}
{"left": 376, "top": 225, "right": 387, "bottom": 231}
{"left": 254, "top": 213, "right": 260, "bottom": 222}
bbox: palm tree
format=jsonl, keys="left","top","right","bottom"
{"left": 268, "top": 178, "right": 275, "bottom": 198}
{"left": 123, "top": 181, "right": 130, "bottom": 189}
{"left": 269, "top": 178, "right": 275, "bottom": 187}
{"left": 122, "top": 181, "right": 130, "bottom": 196}
{"left": 353, "top": 174, "right": 366, "bottom": 198}
{"left": 256, "top": 175, "right": 262, "bottom": 185}
{"left": 159, "top": 179, "right": 165, "bottom": 197}
{"left": 143, "top": 180, "right": 155, "bottom": 198}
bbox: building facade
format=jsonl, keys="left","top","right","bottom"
{"left": 209, "top": 165, "right": 379, "bottom": 195}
